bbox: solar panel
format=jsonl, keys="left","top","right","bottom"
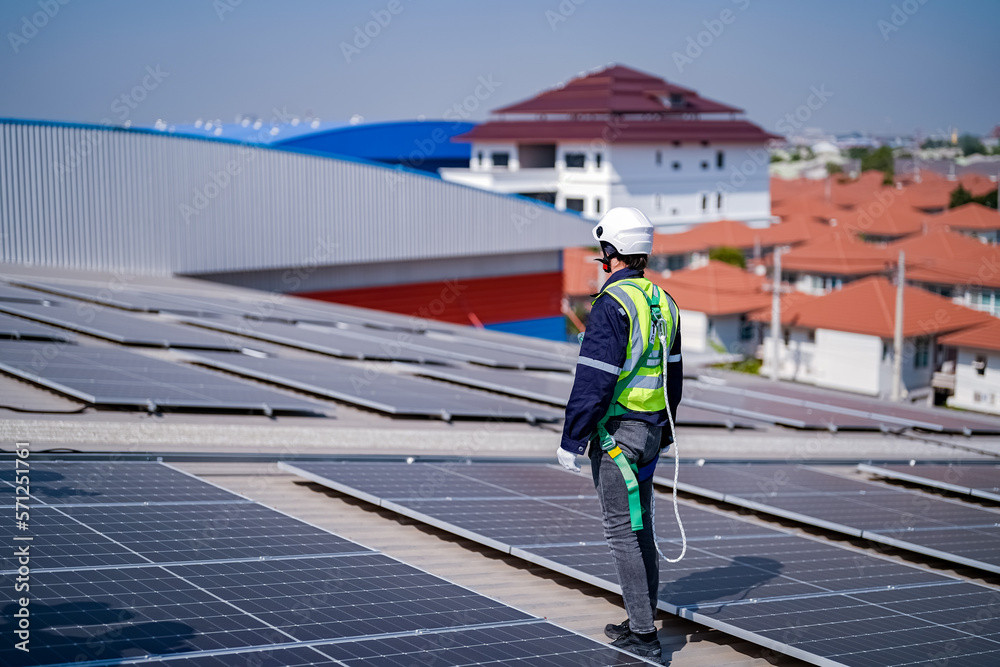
{"left": 0, "top": 312, "right": 76, "bottom": 341}
{"left": 0, "top": 302, "right": 243, "bottom": 350}
{"left": 0, "top": 340, "right": 326, "bottom": 414}
{"left": 281, "top": 460, "right": 1000, "bottom": 666}
{"left": 189, "top": 351, "right": 563, "bottom": 422}
{"left": 181, "top": 316, "right": 452, "bottom": 363}
{"left": 0, "top": 460, "right": 645, "bottom": 667}
{"left": 859, "top": 463, "right": 1000, "bottom": 502}
{"left": 408, "top": 365, "right": 763, "bottom": 429}
{"left": 8, "top": 280, "right": 221, "bottom": 316}
{"left": 657, "top": 464, "right": 1000, "bottom": 575}
{"left": 686, "top": 381, "right": 900, "bottom": 431}
{"left": 708, "top": 373, "right": 1000, "bottom": 435}
{"left": 0, "top": 282, "right": 60, "bottom": 304}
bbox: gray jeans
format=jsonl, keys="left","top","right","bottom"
{"left": 589, "top": 418, "right": 661, "bottom": 635}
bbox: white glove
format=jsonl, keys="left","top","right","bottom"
{"left": 556, "top": 447, "right": 581, "bottom": 472}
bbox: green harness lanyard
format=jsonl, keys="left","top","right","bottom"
{"left": 593, "top": 280, "right": 668, "bottom": 532}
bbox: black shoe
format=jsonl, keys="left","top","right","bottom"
{"left": 604, "top": 618, "right": 630, "bottom": 641}
{"left": 611, "top": 630, "right": 663, "bottom": 663}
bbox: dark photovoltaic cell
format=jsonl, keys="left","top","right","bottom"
{"left": 8, "top": 280, "right": 221, "bottom": 316}
{"left": 181, "top": 316, "right": 452, "bottom": 363}
{"left": 657, "top": 464, "right": 1000, "bottom": 574}
{"left": 0, "top": 461, "right": 643, "bottom": 667}
{"left": 281, "top": 461, "right": 1000, "bottom": 667}
{"left": 0, "top": 340, "right": 326, "bottom": 414}
{"left": 0, "top": 302, "right": 242, "bottom": 350}
{"left": 859, "top": 463, "right": 1000, "bottom": 502}
{"left": 0, "top": 282, "right": 60, "bottom": 304}
{"left": 189, "top": 351, "right": 563, "bottom": 422}
{"left": 0, "top": 312, "right": 76, "bottom": 341}
{"left": 706, "top": 373, "right": 1000, "bottom": 435}
{"left": 408, "top": 365, "right": 763, "bottom": 428}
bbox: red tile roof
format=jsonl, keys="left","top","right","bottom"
{"left": 456, "top": 118, "right": 778, "bottom": 144}
{"left": 563, "top": 247, "right": 603, "bottom": 297}
{"left": 648, "top": 261, "right": 772, "bottom": 316}
{"left": 933, "top": 202, "right": 1000, "bottom": 232}
{"left": 749, "top": 276, "right": 991, "bottom": 338}
{"left": 746, "top": 290, "right": 822, "bottom": 324}
{"left": 652, "top": 219, "right": 763, "bottom": 256}
{"left": 841, "top": 196, "right": 930, "bottom": 238}
{"left": 890, "top": 228, "right": 1000, "bottom": 289}
{"left": 939, "top": 318, "right": 1000, "bottom": 352}
{"left": 888, "top": 228, "right": 993, "bottom": 261}
{"left": 491, "top": 65, "right": 743, "bottom": 116}
{"left": 771, "top": 197, "right": 847, "bottom": 223}
{"left": 755, "top": 217, "right": 836, "bottom": 247}
{"left": 778, "top": 229, "right": 893, "bottom": 276}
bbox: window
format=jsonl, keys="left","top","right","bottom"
{"left": 672, "top": 161, "right": 681, "bottom": 170}
{"left": 595, "top": 197, "right": 602, "bottom": 214}
{"left": 565, "top": 153, "right": 585, "bottom": 169}
{"left": 655, "top": 194, "right": 662, "bottom": 211}
{"left": 655, "top": 150, "right": 662, "bottom": 165}
{"left": 974, "top": 355, "right": 987, "bottom": 376}
{"left": 701, "top": 195, "right": 708, "bottom": 211}
{"left": 807, "top": 330, "right": 815, "bottom": 343}
{"left": 717, "top": 150, "right": 725, "bottom": 169}
{"left": 491, "top": 152, "right": 509, "bottom": 167}
{"left": 672, "top": 141, "right": 681, "bottom": 147}
{"left": 739, "top": 315, "right": 754, "bottom": 341}
{"left": 477, "top": 151, "right": 483, "bottom": 166}
{"left": 565, "top": 198, "right": 585, "bottom": 212}
{"left": 701, "top": 140, "right": 710, "bottom": 147}
{"left": 914, "top": 337, "right": 930, "bottom": 368}
{"left": 716, "top": 193, "right": 723, "bottom": 210}
{"left": 783, "top": 328, "right": 791, "bottom": 345}
{"left": 595, "top": 153, "right": 602, "bottom": 169}
{"left": 701, "top": 161, "right": 709, "bottom": 170}
{"left": 882, "top": 342, "right": 890, "bottom": 361}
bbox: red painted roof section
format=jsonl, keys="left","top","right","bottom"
{"left": 889, "top": 228, "right": 993, "bottom": 261}
{"left": 778, "top": 229, "right": 893, "bottom": 276}
{"left": 842, "top": 199, "right": 930, "bottom": 238}
{"left": 939, "top": 318, "right": 1000, "bottom": 352}
{"left": 772, "top": 197, "right": 847, "bottom": 223}
{"left": 647, "top": 261, "right": 772, "bottom": 316}
{"left": 889, "top": 228, "right": 1000, "bottom": 288}
{"left": 491, "top": 65, "right": 743, "bottom": 115}
{"left": 563, "top": 247, "right": 603, "bottom": 297}
{"left": 746, "top": 291, "right": 822, "bottom": 324}
{"left": 652, "top": 219, "right": 763, "bottom": 255}
{"left": 456, "top": 118, "right": 778, "bottom": 144}
{"left": 933, "top": 202, "right": 1000, "bottom": 231}
{"left": 750, "top": 276, "right": 991, "bottom": 338}
{"left": 755, "top": 217, "right": 837, "bottom": 247}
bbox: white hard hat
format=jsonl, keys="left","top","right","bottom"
{"left": 593, "top": 207, "right": 654, "bottom": 256}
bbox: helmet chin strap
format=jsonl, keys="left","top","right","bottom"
{"left": 597, "top": 243, "right": 617, "bottom": 274}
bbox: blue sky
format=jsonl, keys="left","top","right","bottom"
{"left": 1, "top": 0, "right": 997, "bottom": 136}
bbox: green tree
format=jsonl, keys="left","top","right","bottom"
{"left": 858, "top": 145, "right": 894, "bottom": 184}
{"left": 709, "top": 246, "right": 746, "bottom": 268}
{"left": 957, "top": 134, "right": 986, "bottom": 156}
{"left": 949, "top": 184, "right": 974, "bottom": 209}
{"left": 826, "top": 162, "right": 843, "bottom": 175}
{"left": 846, "top": 147, "right": 870, "bottom": 160}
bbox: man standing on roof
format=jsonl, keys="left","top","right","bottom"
{"left": 557, "top": 207, "right": 682, "bottom": 663}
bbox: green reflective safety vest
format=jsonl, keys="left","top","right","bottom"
{"left": 594, "top": 277, "right": 679, "bottom": 415}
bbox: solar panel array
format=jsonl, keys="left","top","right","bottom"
{"left": 281, "top": 460, "right": 1000, "bottom": 667}
{"left": 0, "top": 312, "right": 76, "bottom": 342}
{"left": 0, "top": 461, "right": 647, "bottom": 667}
{"left": 189, "top": 351, "right": 563, "bottom": 422}
{"left": 700, "top": 374, "right": 1000, "bottom": 435}
{"left": 0, "top": 302, "right": 242, "bottom": 350}
{"left": 859, "top": 463, "right": 1000, "bottom": 503}
{"left": 0, "top": 340, "right": 325, "bottom": 414}
{"left": 657, "top": 463, "right": 1000, "bottom": 575}
{"left": 0, "top": 283, "right": 59, "bottom": 304}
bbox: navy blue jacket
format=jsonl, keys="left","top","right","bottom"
{"left": 560, "top": 268, "right": 683, "bottom": 455}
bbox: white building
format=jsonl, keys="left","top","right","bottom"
{"left": 753, "top": 278, "right": 991, "bottom": 398}
{"left": 940, "top": 319, "right": 1000, "bottom": 415}
{"left": 441, "top": 65, "right": 777, "bottom": 231}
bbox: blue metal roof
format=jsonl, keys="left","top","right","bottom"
{"left": 275, "top": 120, "right": 474, "bottom": 163}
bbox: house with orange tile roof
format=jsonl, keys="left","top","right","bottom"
{"left": 646, "top": 260, "right": 771, "bottom": 354}
{"left": 747, "top": 277, "right": 991, "bottom": 397}
{"left": 932, "top": 202, "right": 1000, "bottom": 244}
{"left": 777, "top": 228, "right": 893, "bottom": 294}
{"left": 939, "top": 318, "right": 1000, "bottom": 415}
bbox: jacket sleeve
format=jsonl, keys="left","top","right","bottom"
{"left": 560, "top": 295, "right": 629, "bottom": 454}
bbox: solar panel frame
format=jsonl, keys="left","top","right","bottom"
{"left": 189, "top": 351, "right": 563, "bottom": 422}
{"left": 281, "top": 460, "right": 1000, "bottom": 667}
{"left": 0, "top": 341, "right": 327, "bottom": 414}
{"left": 858, "top": 463, "right": 1000, "bottom": 502}
{"left": 0, "top": 312, "right": 77, "bottom": 342}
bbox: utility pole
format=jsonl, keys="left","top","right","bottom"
{"left": 891, "top": 251, "right": 905, "bottom": 401}
{"left": 770, "top": 248, "right": 782, "bottom": 382}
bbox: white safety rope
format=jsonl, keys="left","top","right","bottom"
{"left": 651, "top": 320, "right": 686, "bottom": 564}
